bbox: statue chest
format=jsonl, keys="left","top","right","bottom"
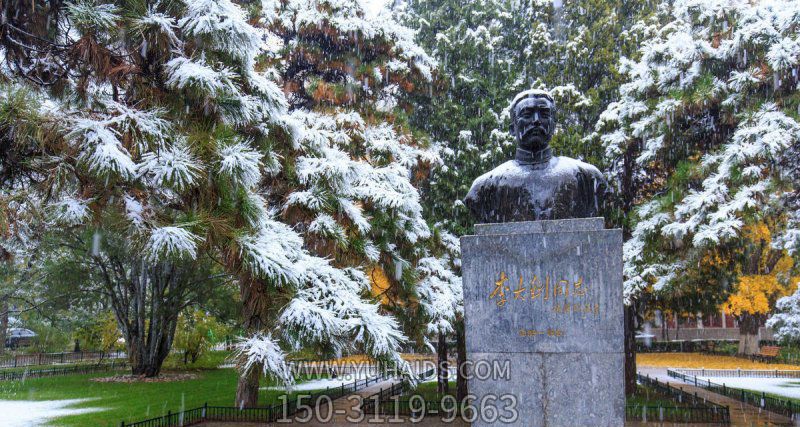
{"left": 473, "top": 172, "right": 589, "bottom": 223}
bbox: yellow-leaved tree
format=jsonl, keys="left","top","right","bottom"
{"left": 722, "top": 224, "right": 798, "bottom": 354}
{"left": 174, "top": 309, "right": 229, "bottom": 365}
{"left": 75, "top": 311, "right": 123, "bottom": 353}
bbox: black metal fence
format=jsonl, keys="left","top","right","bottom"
{"left": 624, "top": 405, "right": 730, "bottom": 423}
{"left": 633, "top": 373, "right": 730, "bottom": 423}
{"left": 668, "top": 368, "right": 800, "bottom": 419}
{"left": 672, "top": 368, "right": 800, "bottom": 378}
{"left": 703, "top": 347, "right": 800, "bottom": 367}
{"left": 360, "top": 367, "right": 468, "bottom": 418}
{"left": 121, "top": 371, "right": 395, "bottom": 427}
{"left": 360, "top": 381, "right": 407, "bottom": 414}
{"left": 0, "top": 360, "right": 128, "bottom": 381}
{"left": 0, "top": 350, "right": 125, "bottom": 368}
{"left": 637, "top": 340, "right": 739, "bottom": 353}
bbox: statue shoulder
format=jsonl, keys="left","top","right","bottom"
{"left": 467, "top": 161, "right": 520, "bottom": 192}
{"left": 552, "top": 156, "right": 605, "bottom": 182}
{"left": 465, "top": 160, "right": 520, "bottom": 205}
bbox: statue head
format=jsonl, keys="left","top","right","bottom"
{"left": 510, "top": 89, "right": 555, "bottom": 152}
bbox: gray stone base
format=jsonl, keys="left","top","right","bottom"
{"left": 467, "top": 352, "right": 624, "bottom": 427}
{"left": 461, "top": 219, "right": 624, "bottom": 427}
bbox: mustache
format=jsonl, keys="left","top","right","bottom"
{"left": 520, "top": 124, "right": 548, "bottom": 136}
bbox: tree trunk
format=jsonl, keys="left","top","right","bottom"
{"left": 235, "top": 276, "right": 270, "bottom": 408}
{"left": 623, "top": 304, "right": 637, "bottom": 396}
{"left": 236, "top": 365, "right": 261, "bottom": 409}
{"left": 437, "top": 331, "right": 448, "bottom": 394}
{"left": 738, "top": 313, "right": 761, "bottom": 355}
{"left": 0, "top": 295, "right": 8, "bottom": 355}
{"left": 455, "top": 318, "right": 468, "bottom": 401}
{"left": 119, "top": 261, "right": 181, "bottom": 377}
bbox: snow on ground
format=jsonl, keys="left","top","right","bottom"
{"left": 696, "top": 376, "right": 800, "bottom": 400}
{"left": 263, "top": 370, "right": 376, "bottom": 391}
{"left": 420, "top": 368, "right": 456, "bottom": 382}
{"left": 0, "top": 398, "right": 104, "bottom": 427}
{"left": 639, "top": 367, "right": 800, "bottom": 399}
{"left": 263, "top": 367, "right": 453, "bottom": 391}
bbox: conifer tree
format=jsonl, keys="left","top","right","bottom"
{"left": 597, "top": 0, "right": 800, "bottom": 354}
{"left": 255, "top": 0, "right": 466, "bottom": 361}
{"left": 0, "top": 0, "right": 447, "bottom": 405}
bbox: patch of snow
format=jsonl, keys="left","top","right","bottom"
{"left": 262, "top": 370, "right": 376, "bottom": 391}
{"left": 698, "top": 376, "right": 800, "bottom": 400}
{"left": 0, "top": 399, "right": 104, "bottom": 427}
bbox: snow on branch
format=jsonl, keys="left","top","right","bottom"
{"left": 50, "top": 196, "right": 92, "bottom": 226}
{"left": 416, "top": 256, "right": 462, "bottom": 335}
{"left": 236, "top": 219, "right": 304, "bottom": 285}
{"left": 69, "top": 118, "right": 136, "bottom": 179}
{"left": 134, "top": 10, "right": 182, "bottom": 50}
{"left": 164, "top": 57, "right": 237, "bottom": 97}
{"left": 67, "top": 1, "right": 119, "bottom": 32}
{"left": 234, "top": 333, "right": 292, "bottom": 385}
{"left": 217, "top": 141, "right": 264, "bottom": 188}
{"left": 767, "top": 283, "right": 800, "bottom": 344}
{"left": 144, "top": 226, "right": 201, "bottom": 262}
{"left": 138, "top": 140, "right": 203, "bottom": 191}
{"left": 180, "top": 0, "right": 263, "bottom": 62}
{"left": 104, "top": 102, "right": 172, "bottom": 150}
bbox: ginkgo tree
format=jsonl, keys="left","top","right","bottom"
{"left": 0, "top": 0, "right": 447, "bottom": 407}
{"left": 721, "top": 224, "right": 798, "bottom": 353}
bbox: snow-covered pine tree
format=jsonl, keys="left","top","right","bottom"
{"left": 767, "top": 279, "right": 800, "bottom": 345}
{"left": 256, "top": 0, "right": 458, "bottom": 353}
{"left": 597, "top": 0, "right": 800, "bottom": 354}
{"left": 415, "top": 227, "right": 462, "bottom": 393}
{"left": 0, "top": 0, "right": 443, "bottom": 406}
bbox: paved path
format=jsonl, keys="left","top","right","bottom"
{"left": 639, "top": 367, "right": 796, "bottom": 426}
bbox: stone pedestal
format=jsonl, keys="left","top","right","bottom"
{"left": 460, "top": 218, "right": 624, "bottom": 426}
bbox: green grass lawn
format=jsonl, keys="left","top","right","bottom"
{"left": 161, "top": 350, "right": 232, "bottom": 371}
{"left": 0, "top": 360, "right": 124, "bottom": 375}
{"left": 0, "top": 351, "right": 324, "bottom": 427}
{"left": 403, "top": 380, "right": 456, "bottom": 401}
{"left": 626, "top": 385, "right": 694, "bottom": 407}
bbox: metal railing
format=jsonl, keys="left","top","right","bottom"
{"left": 360, "top": 367, "right": 466, "bottom": 418}
{"left": 624, "top": 405, "right": 729, "bottom": 423}
{"left": 703, "top": 347, "right": 800, "bottom": 366}
{"left": 348, "top": 366, "right": 436, "bottom": 416}
{"left": 0, "top": 360, "right": 127, "bottom": 381}
{"left": 671, "top": 368, "right": 800, "bottom": 378}
{"left": 121, "top": 371, "right": 395, "bottom": 427}
{"left": 668, "top": 368, "right": 800, "bottom": 419}
{"left": 0, "top": 350, "right": 125, "bottom": 368}
{"left": 634, "top": 373, "right": 730, "bottom": 423}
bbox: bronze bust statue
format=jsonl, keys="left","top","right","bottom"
{"left": 465, "top": 89, "right": 607, "bottom": 223}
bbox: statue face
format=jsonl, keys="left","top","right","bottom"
{"left": 513, "top": 97, "right": 555, "bottom": 151}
